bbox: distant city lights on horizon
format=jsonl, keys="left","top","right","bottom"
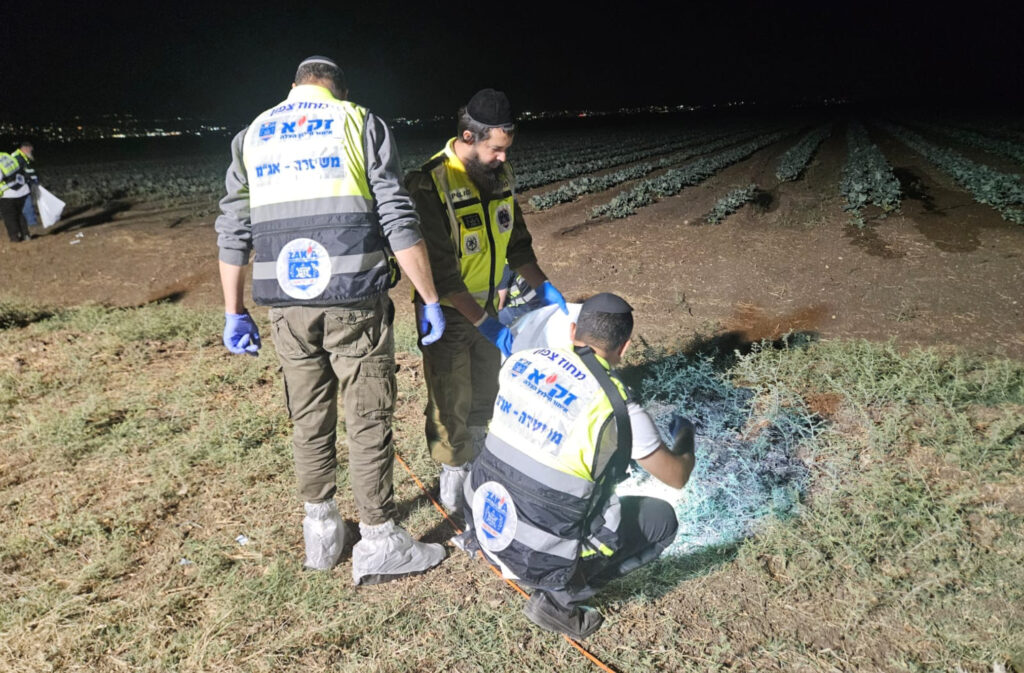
{"left": 1, "top": 98, "right": 853, "bottom": 144}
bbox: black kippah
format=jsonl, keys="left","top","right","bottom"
{"left": 466, "top": 88, "right": 514, "bottom": 126}
{"left": 580, "top": 292, "right": 633, "bottom": 315}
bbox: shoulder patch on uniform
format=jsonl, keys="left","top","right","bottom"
{"left": 495, "top": 203, "right": 513, "bottom": 233}
{"left": 463, "top": 232, "right": 482, "bottom": 255}
{"left": 422, "top": 155, "right": 446, "bottom": 172}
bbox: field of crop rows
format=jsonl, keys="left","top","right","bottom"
{"left": 36, "top": 113, "right": 1024, "bottom": 232}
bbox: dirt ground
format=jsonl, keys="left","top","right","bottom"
{"left": 2, "top": 126, "right": 1022, "bottom": 360}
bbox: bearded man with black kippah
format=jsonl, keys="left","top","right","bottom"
{"left": 405, "top": 88, "right": 569, "bottom": 515}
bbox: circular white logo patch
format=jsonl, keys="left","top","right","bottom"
{"left": 472, "top": 481, "right": 518, "bottom": 552}
{"left": 276, "top": 238, "right": 332, "bottom": 300}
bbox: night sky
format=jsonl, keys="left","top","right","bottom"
{"left": 4, "top": 1, "right": 1023, "bottom": 125}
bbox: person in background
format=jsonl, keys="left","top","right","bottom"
{"left": 496, "top": 262, "right": 545, "bottom": 326}
{"left": 404, "top": 88, "right": 568, "bottom": 515}
{"left": 1, "top": 142, "right": 36, "bottom": 243}
{"left": 20, "top": 142, "right": 40, "bottom": 230}
{"left": 215, "top": 55, "right": 448, "bottom": 584}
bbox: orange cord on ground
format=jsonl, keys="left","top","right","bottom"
{"left": 394, "top": 451, "right": 617, "bottom": 673}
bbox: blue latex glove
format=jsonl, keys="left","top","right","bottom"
{"left": 223, "top": 311, "right": 261, "bottom": 356}
{"left": 478, "top": 316, "right": 513, "bottom": 358}
{"left": 667, "top": 415, "right": 695, "bottom": 456}
{"left": 539, "top": 281, "right": 568, "bottom": 314}
{"left": 417, "top": 302, "right": 446, "bottom": 346}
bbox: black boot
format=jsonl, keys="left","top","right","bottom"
{"left": 523, "top": 591, "right": 604, "bottom": 640}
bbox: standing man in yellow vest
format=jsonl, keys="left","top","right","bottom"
{"left": 215, "top": 56, "right": 448, "bottom": 584}
{"left": 462, "top": 293, "right": 696, "bottom": 639}
{"left": 1, "top": 142, "right": 35, "bottom": 243}
{"left": 405, "top": 88, "right": 568, "bottom": 514}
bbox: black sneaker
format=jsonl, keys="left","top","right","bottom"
{"left": 523, "top": 591, "right": 604, "bottom": 640}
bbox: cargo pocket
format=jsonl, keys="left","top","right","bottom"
{"left": 357, "top": 358, "right": 396, "bottom": 420}
{"left": 270, "top": 310, "right": 315, "bottom": 359}
{"left": 323, "top": 307, "right": 380, "bottom": 358}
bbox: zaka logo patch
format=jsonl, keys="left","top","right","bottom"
{"left": 473, "top": 482, "right": 517, "bottom": 552}
{"left": 463, "top": 232, "right": 481, "bottom": 255}
{"left": 276, "top": 238, "right": 331, "bottom": 300}
{"left": 509, "top": 358, "right": 530, "bottom": 378}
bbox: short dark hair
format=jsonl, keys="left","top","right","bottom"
{"left": 18, "top": 141, "right": 32, "bottom": 149}
{"left": 575, "top": 310, "right": 633, "bottom": 352}
{"left": 295, "top": 61, "right": 347, "bottom": 93}
{"left": 456, "top": 106, "right": 516, "bottom": 143}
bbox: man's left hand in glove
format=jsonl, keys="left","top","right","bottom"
{"left": 539, "top": 281, "right": 568, "bottom": 315}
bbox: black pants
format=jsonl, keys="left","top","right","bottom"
{"left": 1, "top": 196, "right": 29, "bottom": 242}
{"left": 546, "top": 495, "right": 679, "bottom": 608}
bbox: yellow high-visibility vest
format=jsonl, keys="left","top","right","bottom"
{"left": 240, "top": 85, "right": 388, "bottom": 306}
{"left": 466, "top": 347, "right": 631, "bottom": 588}
{"left": 423, "top": 139, "right": 516, "bottom": 311}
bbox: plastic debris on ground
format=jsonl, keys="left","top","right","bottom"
{"left": 235, "top": 534, "right": 249, "bottom": 546}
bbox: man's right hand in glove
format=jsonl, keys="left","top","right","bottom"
{"left": 636, "top": 414, "right": 697, "bottom": 489}
{"left": 668, "top": 415, "right": 695, "bottom": 456}
{"left": 477, "top": 316, "right": 513, "bottom": 357}
{"left": 417, "top": 302, "right": 446, "bottom": 346}
{"left": 223, "top": 311, "right": 261, "bottom": 356}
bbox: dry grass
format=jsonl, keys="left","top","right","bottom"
{"left": 1, "top": 301, "right": 1022, "bottom": 672}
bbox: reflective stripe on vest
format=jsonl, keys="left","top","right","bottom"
{"left": 0, "top": 153, "right": 19, "bottom": 194}
{"left": 0, "top": 152, "right": 28, "bottom": 196}
{"left": 506, "top": 274, "right": 537, "bottom": 308}
{"left": 467, "top": 348, "right": 630, "bottom": 588}
{"left": 425, "top": 139, "right": 516, "bottom": 311}
{"left": 0, "top": 153, "right": 18, "bottom": 178}
{"left": 241, "top": 86, "right": 387, "bottom": 306}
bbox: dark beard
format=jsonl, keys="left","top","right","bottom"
{"left": 464, "top": 156, "right": 504, "bottom": 197}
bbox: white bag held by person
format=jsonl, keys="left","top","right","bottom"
{"left": 36, "top": 185, "right": 66, "bottom": 228}
{"left": 508, "top": 302, "right": 582, "bottom": 354}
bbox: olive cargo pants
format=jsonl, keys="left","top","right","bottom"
{"left": 420, "top": 305, "right": 501, "bottom": 466}
{"left": 269, "top": 297, "right": 397, "bottom": 525}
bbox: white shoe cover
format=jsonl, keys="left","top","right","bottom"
{"left": 351, "top": 520, "right": 445, "bottom": 585}
{"left": 302, "top": 500, "right": 347, "bottom": 570}
{"left": 440, "top": 463, "right": 471, "bottom": 513}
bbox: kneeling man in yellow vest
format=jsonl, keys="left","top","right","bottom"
{"left": 460, "top": 293, "right": 696, "bottom": 640}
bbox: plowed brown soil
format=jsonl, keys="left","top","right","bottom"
{"left": 2, "top": 127, "right": 1022, "bottom": 359}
